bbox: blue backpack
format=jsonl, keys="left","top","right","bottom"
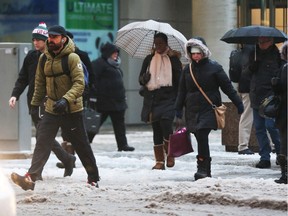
{"left": 40, "top": 54, "right": 89, "bottom": 87}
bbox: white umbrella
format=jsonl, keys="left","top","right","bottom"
{"left": 115, "top": 19, "right": 188, "bottom": 63}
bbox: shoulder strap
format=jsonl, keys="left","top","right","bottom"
{"left": 62, "top": 54, "right": 70, "bottom": 76}
{"left": 189, "top": 63, "right": 214, "bottom": 106}
{"left": 40, "top": 54, "right": 47, "bottom": 71}
{"left": 40, "top": 54, "right": 70, "bottom": 76}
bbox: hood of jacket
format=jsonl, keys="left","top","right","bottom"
{"left": 185, "top": 38, "right": 211, "bottom": 61}
{"left": 101, "top": 42, "right": 119, "bottom": 60}
{"left": 44, "top": 36, "right": 75, "bottom": 59}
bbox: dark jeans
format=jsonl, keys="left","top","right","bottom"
{"left": 253, "top": 108, "right": 280, "bottom": 161}
{"left": 151, "top": 118, "right": 174, "bottom": 145}
{"left": 193, "top": 128, "right": 212, "bottom": 158}
{"left": 28, "top": 111, "right": 99, "bottom": 182}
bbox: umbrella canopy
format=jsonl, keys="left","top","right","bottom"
{"left": 221, "top": 25, "right": 287, "bottom": 44}
{"left": 115, "top": 19, "right": 188, "bottom": 63}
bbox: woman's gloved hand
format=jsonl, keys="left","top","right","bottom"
{"left": 237, "top": 102, "right": 244, "bottom": 114}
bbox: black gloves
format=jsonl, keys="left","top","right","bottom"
{"left": 53, "top": 98, "right": 68, "bottom": 114}
{"left": 237, "top": 103, "right": 244, "bottom": 114}
{"left": 139, "top": 72, "right": 151, "bottom": 85}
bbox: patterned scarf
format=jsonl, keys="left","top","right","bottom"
{"left": 146, "top": 49, "right": 172, "bottom": 91}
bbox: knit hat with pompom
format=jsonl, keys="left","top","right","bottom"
{"left": 32, "top": 22, "right": 48, "bottom": 41}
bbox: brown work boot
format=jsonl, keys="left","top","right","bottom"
{"left": 11, "top": 172, "right": 35, "bottom": 191}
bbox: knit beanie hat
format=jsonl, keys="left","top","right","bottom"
{"left": 101, "top": 42, "right": 119, "bottom": 59}
{"left": 32, "top": 22, "right": 48, "bottom": 41}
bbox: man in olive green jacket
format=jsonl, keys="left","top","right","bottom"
{"left": 11, "top": 25, "right": 100, "bottom": 191}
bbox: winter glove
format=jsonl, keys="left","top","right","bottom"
{"left": 175, "top": 110, "right": 183, "bottom": 119}
{"left": 237, "top": 102, "right": 244, "bottom": 115}
{"left": 139, "top": 72, "right": 151, "bottom": 85}
{"left": 30, "top": 105, "right": 41, "bottom": 123}
{"left": 53, "top": 98, "right": 68, "bottom": 114}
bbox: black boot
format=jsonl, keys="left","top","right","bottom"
{"left": 275, "top": 154, "right": 287, "bottom": 184}
{"left": 118, "top": 145, "right": 135, "bottom": 152}
{"left": 194, "top": 155, "right": 212, "bottom": 181}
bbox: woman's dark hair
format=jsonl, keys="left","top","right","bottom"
{"left": 154, "top": 32, "right": 168, "bottom": 44}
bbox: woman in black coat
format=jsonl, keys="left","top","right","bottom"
{"left": 92, "top": 42, "right": 135, "bottom": 152}
{"left": 175, "top": 38, "right": 244, "bottom": 180}
{"left": 139, "top": 33, "right": 182, "bottom": 170}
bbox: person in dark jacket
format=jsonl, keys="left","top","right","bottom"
{"left": 175, "top": 38, "right": 244, "bottom": 181}
{"left": 91, "top": 42, "right": 135, "bottom": 152}
{"left": 248, "top": 37, "right": 281, "bottom": 169}
{"left": 228, "top": 44, "right": 255, "bottom": 155}
{"left": 8, "top": 22, "right": 75, "bottom": 182}
{"left": 139, "top": 32, "right": 182, "bottom": 170}
{"left": 273, "top": 41, "right": 287, "bottom": 184}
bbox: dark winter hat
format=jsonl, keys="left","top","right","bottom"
{"left": 48, "top": 25, "right": 67, "bottom": 36}
{"left": 32, "top": 22, "right": 48, "bottom": 41}
{"left": 101, "top": 42, "right": 119, "bottom": 59}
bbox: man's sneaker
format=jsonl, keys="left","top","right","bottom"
{"left": 238, "top": 149, "right": 254, "bottom": 155}
{"left": 118, "top": 145, "right": 135, "bottom": 152}
{"left": 63, "top": 155, "right": 76, "bottom": 177}
{"left": 88, "top": 181, "right": 99, "bottom": 188}
{"left": 256, "top": 160, "right": 271, "bottom": 169}
{"left": 11, "top": 172, "right": 35, "bottom": 191}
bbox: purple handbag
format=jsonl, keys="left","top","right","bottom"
{"left": 168, "top": 127, "right": 193, "bottom": 157}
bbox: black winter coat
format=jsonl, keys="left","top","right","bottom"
{"left": 11, "top": 49, "right": 41, "bottom": 113}
{"left": 274, "top": 62, "right": 287, "bottom": 130}
{"left": 139, "top": 53, "right": 182, "bottom": 123}
{"left": 175, "top": 58, "right": 242, "bottom": 132}
{"left": 92, "top": 57, "right": 127, "bottom": 112}
{"left": 248, "top": 45, "right": 281, "bottom": 109}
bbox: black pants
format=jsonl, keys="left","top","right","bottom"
{"left": 31, "top": 112, "right": 71, "bottom": 175}
{"left": 96, "top": 110, "right": 129, "bottom": 149}
{"left": 151, "top": 118, "right": 173, "bottom": 145}
{"left": 28, "top": 111, "right": 99, "bottom": 182}
{"left": 193, "top": 128, "right": 212, "bottom": 158}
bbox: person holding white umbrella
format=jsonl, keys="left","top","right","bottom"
{"left": 139, "top": 32, "right": 182, "bottom": 170}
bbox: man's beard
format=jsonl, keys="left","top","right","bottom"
{"left": 48, "top": 42, "right": 62, "bottom": 52}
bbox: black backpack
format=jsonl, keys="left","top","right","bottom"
{"left": 39, "top": 54, "right": 89, "bottom": 87}
{"left": 228, "top": 49, "right": 243, "bottom": 83}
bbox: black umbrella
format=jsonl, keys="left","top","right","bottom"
{"left": 221, "top": 25, "right": 287, "bottom": 44}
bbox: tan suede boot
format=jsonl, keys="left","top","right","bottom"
{"left": 152, "top": 144, "right": 165, "bottom": 170}
{"left": 164, "top": 139, "right": 175, "bottom": 168}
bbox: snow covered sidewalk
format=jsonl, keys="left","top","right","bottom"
{"left": 0, "top": 127, "right": 287, "bottom": 216}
